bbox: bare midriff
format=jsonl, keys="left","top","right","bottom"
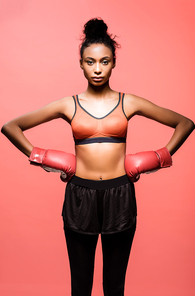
{"left": 75, "top": 142, "right": 126, "bottom": 180}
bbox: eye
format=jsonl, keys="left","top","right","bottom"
{"left": 86, "top": 60, "right": 94, "bottom": 65}
{"left": 102, "top": 60, "right": 109, "bottom": 65}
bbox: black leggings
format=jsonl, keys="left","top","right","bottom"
{"left": 64, "top": 222, "right": 136, "bottom": 296}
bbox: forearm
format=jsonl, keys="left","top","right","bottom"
{"left": 166, "top": 118, "right": 194, "bottom": 155}
{"left": 1, "top": 122, "right": 33, "bottom": 157}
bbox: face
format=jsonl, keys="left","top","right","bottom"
{"left": 80, "top": 43, "right": 115, "bottom": 86}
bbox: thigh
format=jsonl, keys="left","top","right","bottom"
{"left": 64, "top": 229, "right": 99, "bottom": 296}
{"left": 101, "top": 222, "right": 136, "bottom": 296}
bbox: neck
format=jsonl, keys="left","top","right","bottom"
{"left": 86, "top": 81, "right": 113, "bottom": 98}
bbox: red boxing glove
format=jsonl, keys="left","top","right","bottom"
{"left": 29, "top": 147, "right": 76, "bottom": 182}
{"left": 125, "top": 147, "right": 172, "bottom": 182}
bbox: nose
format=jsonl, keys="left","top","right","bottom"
{"left": 94, "top": 63, "right": 102, "bottom": 75}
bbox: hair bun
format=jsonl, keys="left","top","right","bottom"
{"left": 84, "top": 18, "right": 108, "bottom": 39}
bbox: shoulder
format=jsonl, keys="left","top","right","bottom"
{"left": 123, "top": 93, "right": 161, "bottom": 119}
{"left": 54, "top": 96, "right": 76, "bottom": 122}
{"left": 58, "top": 96, "right": 75, "bottom": 108}
{"left": 123, "top": 93, "right": 144, "bottom": 119}
{"left": 124, "top": 93, "right": 150, "bottom": 106}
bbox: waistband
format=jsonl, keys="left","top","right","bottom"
{"left": 70, "top": 175, "right": 130, "bottom": 190}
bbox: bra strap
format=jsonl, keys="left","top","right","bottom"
{"left": 71, "top": 95, "right": 77, "bottom": 122}
{"left": 121, "top": 93, "right": 128, "bottom": 119}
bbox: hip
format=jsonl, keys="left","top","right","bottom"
{"left": 62, "top": 175, "right": 137, "bottom": 235}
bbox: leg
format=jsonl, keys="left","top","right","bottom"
{"left": 64, "top": 228, "right": 99, "bottom": 296}
{"left": 101, "top": 223, "right": 136, "bottom": 296}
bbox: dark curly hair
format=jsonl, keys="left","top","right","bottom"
{"left": 80, "top": 18, "right": 120, "bottom": 62}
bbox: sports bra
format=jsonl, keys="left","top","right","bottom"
{"left": 71, "top": 92, "right": 128, "bottom": 145}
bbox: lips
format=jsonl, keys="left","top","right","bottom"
{"left": 92, "top": 77, "right": 104, "bottom": 82}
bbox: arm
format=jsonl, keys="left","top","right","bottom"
{"left": 1, "top": 97, "right": 74, "bottom": 156}
{"left": 124, "top": 93, "right": 194, "bottom": 155}
{"left": 1, "top": 97, "right": 76, "bottom": 181}
{"left": 124, "top": 94, "right": 194, "bottom": 181}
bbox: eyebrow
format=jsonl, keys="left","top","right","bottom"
{"left": 85, "top": 56, "right": 111, "bottom": 60}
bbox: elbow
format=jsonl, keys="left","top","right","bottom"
{"left": 178, "top": 118, "right": 195, "bottom": 139}
{"left": 185, "top": 118, "right": 195, "bottom": 133}
{"left": 1, "top": 121, "right": 15, "bottom": 138}
{"left": 1, "top": 123, "right": 9, "bottom": 136}
{"left": 191, "top": 120, "right": 195, "bottom": 131}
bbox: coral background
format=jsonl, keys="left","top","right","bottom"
{"left": 0, "top": 1, "right": 194, "bottom": 295}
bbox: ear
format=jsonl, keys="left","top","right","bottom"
{"left": 112, "top": 58, "right": 116, "bottom": 69}
{"left": 80, "top": 59, "right": 83, "bottom": 69}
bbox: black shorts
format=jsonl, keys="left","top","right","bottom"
{"left": 62, "top": 175, "right": 137, "bottom": 235}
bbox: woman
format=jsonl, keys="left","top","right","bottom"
{"left": 1, "top": 18, "right": 194, "bottom": 296}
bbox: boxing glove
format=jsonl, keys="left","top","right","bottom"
{"left": 29, "top": 147, "right": 76, "bottom": 181}
{"left": 125, "top": 147, "right": 172, "bottom": 182}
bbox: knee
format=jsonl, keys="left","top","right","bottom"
{"left": 103, "top": 276, "right": 124, "bottom": 296}
{"left": 71, "top": 275, "right": 93, "bottom": 296}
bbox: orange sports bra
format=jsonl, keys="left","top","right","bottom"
{"left": 71, "top": 92, "right": 128, "bottom": 145}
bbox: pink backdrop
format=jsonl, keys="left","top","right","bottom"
{"left": 0, "top": 1, "right": 194, "bottom": 295}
